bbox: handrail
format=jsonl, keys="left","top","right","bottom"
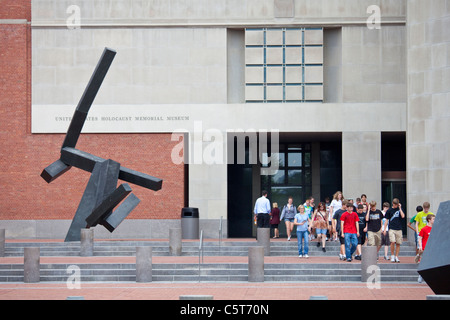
{"left": 219, "top": 216, "right": 223, "bottom": 254}
{"left": 198, "top": 230, "right": 203, "bottom": 282}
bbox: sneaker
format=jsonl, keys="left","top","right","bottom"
{"left": 339, "top": 254, "right": 345, "bottom": 260}
{"left": 317, "top": 242, "right": 321, "bottom": 247}
{"left": 391, "top": 255, "right": 395, "bottom": 262}
{"left": 347, "top": 258, "right": 352, "bottom": 262}
{"left": 287, "top": 236, "right": 291, "bottom": 241}
{"left": 322, "top": 247, "right": 326, "bottom": 253}
{"left": 395, "top": 256, "right": 400, "bottom": 263}
{"left": 414, "top": 254, "right": 420, "bottom": 263}
{"left": 384, "top": 255, "right": 388, "bottom": 260}
{"left": 299, "top": 254, "right": 303, "bottom": 258}
{"left": 418, "top": 275, "right": 423, "bottom": 283}
{"left": 304, "top": 254, "right": 309, "bottom": 258}
{"left": 355, "top": 255, "right": 361, "bottom": 260}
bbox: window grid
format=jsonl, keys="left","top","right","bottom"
{"left": 245, "top": 27, "right": 323, "bottom": 103}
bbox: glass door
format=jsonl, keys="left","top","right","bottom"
{"left": 382, "top": 181, "right": 407, "bottom": 236}
{"left": 261, "top": 143, "right": 312, "bottom": 238}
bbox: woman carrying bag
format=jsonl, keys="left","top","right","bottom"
{"left": 310, "top": 202, "right": 329, "bottom": 252}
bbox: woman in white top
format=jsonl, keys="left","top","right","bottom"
{"left": 329, "top": 191, "right": 343, "bottom": 241}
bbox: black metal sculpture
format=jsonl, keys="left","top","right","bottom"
{"left": 41, "top": 48, "right": 163, "bottom": 242}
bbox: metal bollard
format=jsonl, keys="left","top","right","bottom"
{"left": 248, "top": 246, "right": 264, "bottom": 282}
{"left": 179, "top": 295, "right": 214, "bottom": 300}
{"left": 24, "top": 247, "right": 40, "bottom": 283}
{"left": 361, "top": 245, "right": 378, "bottom": 283}
{"left": 257, "top": 228, "right": 271, "bottom": 256}
{"left": 80, "top": 228, "right": 94, "bottom": 257}
{"left": 169, "top": 228, "right": 182, "bottom": 256}
{"left": 136, "top": 246, "right": 152, "bottom": 282}
{"left": 426, "top": 295, "right": 450, "bottom": 300}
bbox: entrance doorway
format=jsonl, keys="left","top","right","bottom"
{"left": 227, "top": 132, "right": 342, "bottom": 238}
{"left": 261, "top": 143, "right": 312, "bottom": 238}
{"left": 381, "top": 131, "right": 407, "bottom": 235}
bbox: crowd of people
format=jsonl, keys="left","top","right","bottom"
{"left": 254, "top": 190, "right": 435, "bottom": 265}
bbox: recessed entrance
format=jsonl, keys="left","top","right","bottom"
{"left": 227, "top": 132, "right": 342, "bottom": 238}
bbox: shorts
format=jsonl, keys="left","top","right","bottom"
{"left": 315, "top": 228, "right": 327, "bottom": 234}
{"left": 338, "top": 231, "right": 345, "bottom": 245}
{"left": 367, "top": 230, "right": 382, "bottom": 247}
{"left": 414, "top": 232, "right": 418, "bottom": 249}
{"left": 389, "top": 229, "right": 403, "bottom": 245}
{"left": 284, "top": 218, "right": 295, "bottom": 222}
{"left": 358, "top": 231, "right": 366, "bottom": 245}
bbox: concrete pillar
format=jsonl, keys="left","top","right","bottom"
{"left": 169, "top": 228, "right": 182, "bottom": 256}
{"left": 257, "top": 228, "right": 270, "bottom": 256}
{"left": 248, "top": 246, "right": 264, "bottom": 282}
{"left": 80, "top": 228, "right": 94, "bottom": 257}
{"left": 361, "top": 246, "right": 378, "bottom": 283}
{"left": 342, "top": 132, "right": 381, "bottom": 205}
{"left": 0, "top": 229, "right": 5, "bottom": 257}
{"left": 24, "top": 247, "right": 40, "bottom": 283}
{"left": 136, "top": 246, "right": 152, "bottom": 282}
{"left": 188, "top": 134, "right": 228, "bottom": 237}
{"left": 406, "top": 0, "right": 450, "bottom": 230}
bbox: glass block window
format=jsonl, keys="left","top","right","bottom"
{"left": 245, "top": 28, "right": 323, "bottom": 103}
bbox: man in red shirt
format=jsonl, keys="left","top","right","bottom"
{"left": 340, "top": 203, "right": 360, "bottom": 262}
{"left": 417, "top": 214, "right": 435, "bottom": 262}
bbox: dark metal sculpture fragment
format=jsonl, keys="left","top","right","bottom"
{"left": 41, "top": 48, "right": 163, "bottom": 242}
{"left": 417, "top": 200, "right": 450, "bottom": 294}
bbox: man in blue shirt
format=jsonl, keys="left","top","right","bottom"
{"left": 254, "top": 190, "right": 271, "bottom": 228}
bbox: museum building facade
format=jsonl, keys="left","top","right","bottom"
{"left": 1, "top": 0, "right": 449, "bottom": 240}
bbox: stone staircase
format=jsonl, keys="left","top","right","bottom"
{"left": 0, "top": 239, "right": 420, "bottom": 283}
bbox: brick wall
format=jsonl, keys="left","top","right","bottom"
{"left": 0, "top": 0, "right": 31, "bottom": 20}
{"left": 0, "top": 1, "right": 185, "bottom": 221}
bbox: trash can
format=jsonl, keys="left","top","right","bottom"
{"left": 181, "top": 207, "right": 199, "bottom": 239}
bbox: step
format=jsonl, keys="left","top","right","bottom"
{"left": 0, "top": 262, "right": 419, "bottom": 283}
{"left": 3, "top": 240, "right": 418, "bottom": 257}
